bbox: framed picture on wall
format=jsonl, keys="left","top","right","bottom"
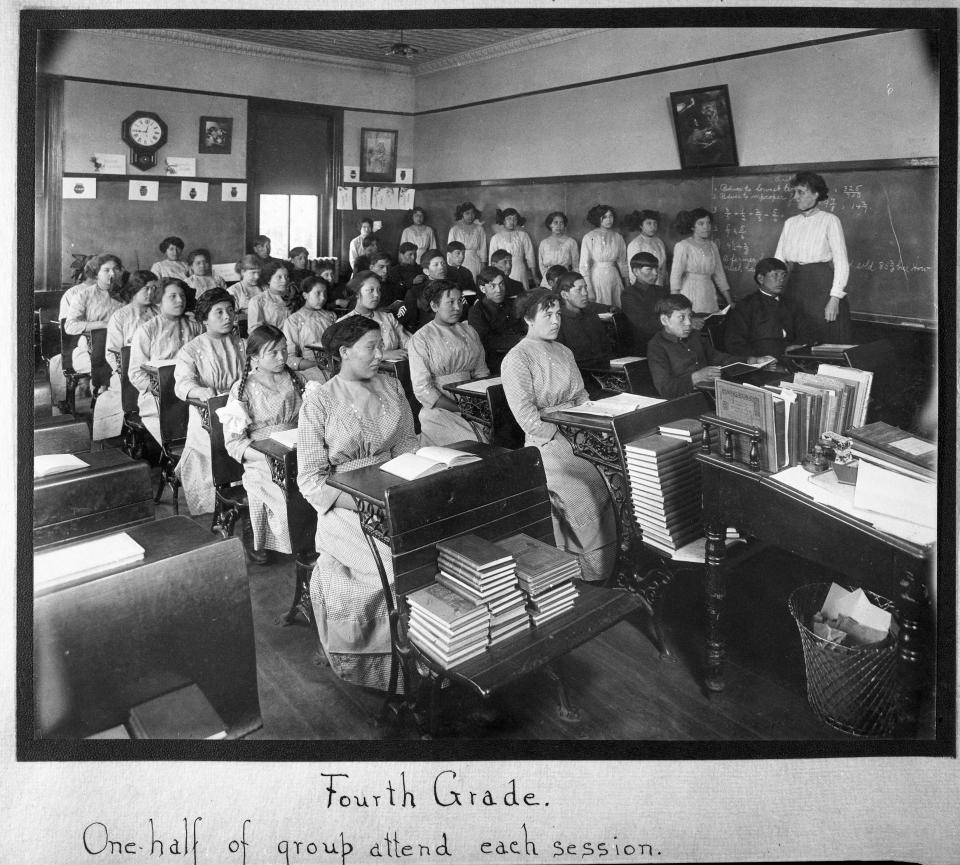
{"left": 199, "top": 116, "right": 233, "bottom": 154}
{"left": 669, "top": 85, "right": 739, "bottom": 170}
{"left": 359, "top": 128, "right": 398, "bottom": 183}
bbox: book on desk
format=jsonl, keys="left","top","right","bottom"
{"left": 33, "top": 452, "right": 88, "bottom": 478}
{"left": 380, "top": 446, "right": 482, "bottom": 480}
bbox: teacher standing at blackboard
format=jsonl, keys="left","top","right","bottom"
{"left": 775, "top": 172, "right": 852, "bottom": 342}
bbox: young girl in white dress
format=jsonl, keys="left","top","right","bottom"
{"left": 185, "top": 247, "right": 226, "bottom": 302}
{"left": 489, "top": 208, "right": 537, "bottom": 289}
{"left": 283, "top": 275, "right": 337, "bottom": 383}
{"left": 150, "top": 235, "right": 191, "bottom": 281}
{"left": 537, "top": 211, "right": 579, "bottom": 287}
{"left": 447, "top": 201, "right": 487, "bottom": 280}
{"left": 399, "top": 206, "right": 438, "bottom": 265}
{"left": 221, "top": 324, "right": 306, "bottom": 564}
{"left": 625, "top": 209, "right": 668, "bottom": 287}
{"left": 669, "top": 208, "right": 733, "bottom": 314}
{"left": 579, "top": 204, "right": 629, "bottom": 307}
{"left": 348, "top": 216, "right": 375, "bottom": 274}
{"left": 248, "top": 259, "right": 292, "bottom": 330}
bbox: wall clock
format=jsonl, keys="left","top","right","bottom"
{"left": 121, "top": 111, "right": 168, "bottom": 171}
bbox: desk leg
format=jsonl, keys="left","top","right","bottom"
{"left": 704, "top": 519, "right": 727, "bottom": 695}
{"left": 895, "top": 570, "right": 929, "bottom": 737}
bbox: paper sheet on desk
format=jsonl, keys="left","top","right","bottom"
{"left": 454, "top": 377, "right": 502, "bottom": 393}
{"left": 769, "top": 466, "right": 936, "bottom": 546}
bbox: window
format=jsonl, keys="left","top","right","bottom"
{"left": 258, "top": 194, "right": 319, "bottom": 258}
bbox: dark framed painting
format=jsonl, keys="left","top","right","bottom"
{"left": 669, "top": 85, "right": 739, "bottom": 170}
{"left": 359, "top": 127, "right": 398, "bottom": 183}
{"left": 198, "top": 116, "right": 233, "bottom": 154}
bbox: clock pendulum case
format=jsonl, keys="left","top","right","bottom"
{"left": 121, "top": 111, "right": 168, "bottom": 171}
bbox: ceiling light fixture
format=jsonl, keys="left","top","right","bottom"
{"left": 378, "top": 29, "right": 423, "bottom": 59}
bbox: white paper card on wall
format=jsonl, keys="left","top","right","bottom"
{"left": 180, "top": 181, "right": 208, "bottom": 202}
{"left": 343, "top": 165, "right": 360, "bottom": 183}
{"left": 355, "top": 186, "right": 372, "bottom": 210}
{"left": 398, "top": 187, "right": 416, "bottom": 210}
{"left": 62, "top": 177, "right": 97, "bottom": 199}
{"left": 164, "top": 157, "right": 196, "bottom": 177}
{"left": 396, "top": 167, "right": 413, "bottom": 184}
{"left": 128, "top": 180, "right": 159, "bottom": 201}
{"left": 336, "top": 186, "right": 353, "bottom": 210}
{"left": 221, "top": 182, "right": 247, "bottom": 202}
{"left": 91, "top": 154, "right": 126, "bottom": 175}
{"left": 385, "top": 187, "right": 401, "bottom": 209}
{"left": 371, "top": 187, "right": 387, "bottom": 210}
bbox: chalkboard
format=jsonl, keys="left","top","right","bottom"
{"left": 60, "top": 178, "right": 246, "bottom": 284}
{"left": 415, "top": 164, "right": 937, "bottom": 328}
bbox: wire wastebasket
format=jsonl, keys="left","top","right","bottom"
{"left": 788, "top": 582, "right": 900, "bottom": 737}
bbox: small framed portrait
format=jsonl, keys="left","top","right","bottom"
{"left": 198, "top": 116, "right": 233, "bottom": 155}
{"left": 359, "top": 128, "right": 398, "bottom": 183}
{"left": 669, "top": 85, "right": 739, "bottom": 170}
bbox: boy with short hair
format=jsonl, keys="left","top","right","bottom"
{"left": 554, "top": 271, "right": 616, "bottom": 397}
{"left": 544, "top": 264, "right": 568, "bottom": 290}
{"left": 445, "top": 241, "right": 477, "bottom": 295}
{"left": 647, "top": 294, "right": 771, "bottom": 398}
{"left": 620, "top": 252, "right": 669, "bottom": 355}
{"left": 724, "top": 257, "right": 817, "bottom": 358}
{"left": 467, "top": 265, "right": 524, "bottom": 374}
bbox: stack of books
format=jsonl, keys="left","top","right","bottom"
{"left": 497, "top": 534, "right": 581, "bottom": 627}
{"left": 625, "top": 432, "right": 703, "bottom": 554}
{"left": 657, "top": 417, "right": 720, "bottom": 451}
{"left": 406, "top": 582, "right": 491, "bottom": 666}
{"left": 436, "top": 534, "right": 529, "bottom": 646}
{"left": 848, "top": 421, "right": 936, "bottom": 530}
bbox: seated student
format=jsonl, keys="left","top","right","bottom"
{"left": 91, "top": 270, "right": 159, "bottom": 442}
{"left": 150, "top": 236, "right": 191, "bottom": 281}
{"left": 390, "top": 242, "right": 422, "bottom": 295}
{"left": 64, "top": 253, "right": 125, "bottom": 393}
{"left": 625, "top": 209, "right": 668, "bottom": 287}
{"left": 185, "top": 247, "right": 226, "bottom": 302}
{"left": 543, "top": 264, "right": 568, "bottom": 291}
{"left": 283, "top": 275, "right": 337, "bottom": 382}
{"left": 297, "top": 315, "right": 420, "bottom": 692}
{"left": 647, "top": 294, "right": 772, "bottom": 399}
{"left": 173, "top": 288, "right": 246, "bottom": 515}
{"left": 501, "top": 288, "right": 617, "bottom": 582}
{"left": 396, "top": 249, "right": 446, "bottom": 333}
{"left": 724, "top": 257, "right": 818, "bottom": 359}
{"left": 408, "top": 279, "right": 490, "bottom": 447}
{"left": 129, "top": 278, "right": 202, "bottom": 446}
{"left": 490, "top": 248, "right": 525, "bottom": 305}
{"left": 368, "top": 251, "right": 404, "bottom": 307}
{"left": 48, "top": 256, "right": 107, "bottom": 406}
{"left": 222, "top": 324, "right": 306, "bottom": 564}
{"left": 445, "top": 240, "right": 477, "bottom": 296}
{"left": 467, "top": 265, "right": 525, "bottom": 374}
{"left": 287, "top": 247, "right": 313, "bottom": 286}
{"left": 341, "top": 270, "right": 410, "bottom": 361}
{"left": 228, "top": 254, "right": 263, "bottom": 312}
{"left": 347, "top": 216, "right": 375, "bottom": 274}
{"left": 620, "top": 252, "right": 669, "bottom": 356}
{"left": 251, "top": 234, "right": 280, "bottom": 266}
{"left": 554, "top": 271, "right": 616, "bottom": 396}
{"left": 248, "top": 259, "right": 292, "bottom": 330}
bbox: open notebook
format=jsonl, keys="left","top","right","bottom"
{"left": 565, "top": 393, "right": 665, "bottom": 417}
{"left": 34, "top": 453, "right": 87, "bottom": 479}
{"left": 380, "top": 447, "right": 482, "bottom": 480}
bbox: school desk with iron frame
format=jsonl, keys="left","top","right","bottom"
{"left": 32, "top": 516, "right": 260, "bottom": 741}
{"left": 442, "top": 376, "right": 524, "bottom": 449}
{"left": 324, "top": 444, "right": 644, "bottom": 736}
{"left": 538, "top": 392, "right": 710, "bottom": 650}
{"left": 696, "top": 413, "right": 935, "bottom": 738}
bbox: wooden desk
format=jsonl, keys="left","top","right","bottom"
{"left": 443, "top": 377, "right": 523, "bottom": 449}
{"left": 583, "top": 359, "right": 656, "bottom": 397}
{"left": 33, "top": 517, "right": 260, "bottom": 739}
{"left": 697, "top": 447, "right": 934, "bottom": 737}
{"left": 34, "top": 449, "right": 154, "bottom": 547}
{"left": 248, "top": 437, "right": 318, "bottom": 555}
{"left": 326, "top": 444, "right": 642, "bottom": 733}
{"left": 541, "top": 393, "right": 710, "bottom": 603}
{"left": 34, "top": 414, "right": 90, "bottom": 455}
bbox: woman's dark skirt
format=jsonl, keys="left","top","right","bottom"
{"left": 789, "top": 261, "right": 852, "bottom": 343}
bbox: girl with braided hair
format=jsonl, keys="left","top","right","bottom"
{"left": 221, "top": 324, "right": 307, "bottom": 564}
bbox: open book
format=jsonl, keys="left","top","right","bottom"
{"left": 565, "top": 393, "right": 665, "bottom": 417}
{"left": 380, "top": 446, "right": 482, "bottom": 480}
{"left": 34, "top": 453, "right": 87, "bottom": 479}
{"left": 609, "top": 356, "right": 645, "bottom": 368}
{"left": 719, "top": 357, "right": 776, "bottom": 379}
{"left": 34, "top": 531, "right": 146, "bottom": 593}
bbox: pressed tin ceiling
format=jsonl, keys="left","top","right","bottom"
{"left": 122, "top": 28, "right": 598, "bottom": 75}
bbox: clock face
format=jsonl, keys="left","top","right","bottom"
{"left": 129, "top": 116, "right": 163, "bottom": 147}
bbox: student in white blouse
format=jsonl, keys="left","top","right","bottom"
{"left": 774, "top": 172, "right": 852, "bottom": 342}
